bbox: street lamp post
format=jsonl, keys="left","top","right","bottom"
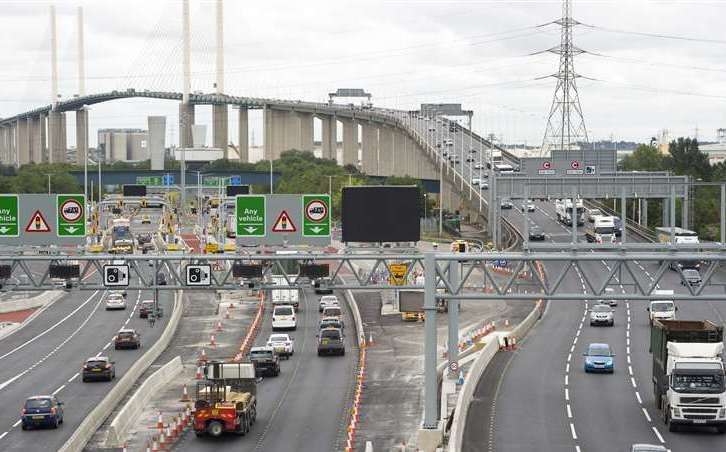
{"left": 45, "top": 173, "right": 52, "bottom": 195}
{"left": 269, "top": 159, "right": 273, "bottom": 194}
{"left": 82, "top": 105, "right": 89, "bottom": 207}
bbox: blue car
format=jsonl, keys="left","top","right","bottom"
{"left": 584, "top": 343, "right": 614, "bottom": 373}
{"left": 21, "top": 395, "right": 64, "bottom": 430}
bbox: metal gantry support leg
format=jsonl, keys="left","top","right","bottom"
{"left": 670, "top": 185, "right": 677, "bottom": 240}
{"left": 620, "top": 189, "right": 627, "bottom": 244}
{"left": 571, "top": 190, "right": 578, "bottom": 246}
{"left": 721, "top": 184, "right": 725, "bottom": 246}
{"left": 447, "top": 260, "right": 460, "bottom": 379}
{"left": 523, "top": 185, "right": 530, "bottom": 250}
{"left": 423, "top": 252, "right": 438, "bottom": 428}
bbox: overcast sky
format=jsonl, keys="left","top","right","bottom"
{"left": 1, "top": 0, "right": 726, "bottom": 148}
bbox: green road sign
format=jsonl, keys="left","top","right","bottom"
{"left": 57, "top": 194, "right": 86, "bottom": 237}
{"left": 0, "top": 195, "right": 19, "bottom": 237}
{"left": 136, "top": 176, "right": 162, "bottom": 185}
{"left": 302, "top": 194, "right": 331, "bottom": 237}
{"left": 236, "top": 195, "right": 265, "bottom": 237}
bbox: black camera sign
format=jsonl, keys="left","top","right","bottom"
{"left": 186, "top": 264, "right": 211, "bottom": 286}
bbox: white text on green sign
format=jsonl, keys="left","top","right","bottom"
{"left": 0, "top": 195, "right": 19, "bottom": 237}
{"left": 236, "top": 195, "right": 265, "bottom": 237}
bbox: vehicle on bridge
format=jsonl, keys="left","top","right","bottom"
{"left": 584, "top": 216, "right": 616, "bottom": 244}
{"left": 647, "top": 290, "right": 676, "bottom": 325}
{"left": 193, "top": 362, "right": 257, "bottom": 438}
{"left": 21, "top": 395, "right": 64, "bottom": 430}
{"left": 650, "top": 319, "right": 726, "bottom": 433}
{"left": 528, "top": 225, "right": 546, "bottom": 241}
{"left": 249, "top": 346, "right": 281, "bottom": 376}
{"left": 493, "top": 163, "right": 514, "bottom": 174}
{"left": 631, "top": 445, "right": 666, "bottom": 452}
{"left": 656, "top": 226, "right": 699, "bottom": 245}
{"left": 680, "top": 268, "right": 702, "bottom": 287}
{"left": 555, "top": 199, "right": 585, "bottom": 226}
{"left": 583, "top": 343, "right": 614, "bottom": 373}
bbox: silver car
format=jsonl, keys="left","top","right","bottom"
{"left": 590, "top": 304, "right": 614, "bottom": 326}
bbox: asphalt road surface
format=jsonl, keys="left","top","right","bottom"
{"left": 176, "top": 287, "right": 357, "bottom": 452}
{"left": 463, "top": 201, "right": 726, "bottom": 452}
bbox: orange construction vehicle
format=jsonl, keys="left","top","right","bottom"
{"left": 193, "top": 361, "right": 257, "bottom": 438}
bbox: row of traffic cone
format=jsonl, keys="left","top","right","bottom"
{"left": 344, "top": 348, "right": 367, "bottom": 452}
{"left": 147, "top": 406, "right": 192, "bottom": 451}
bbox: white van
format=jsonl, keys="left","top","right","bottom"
{"left": 272, "top": 305, "right": 297, "bottom": 331}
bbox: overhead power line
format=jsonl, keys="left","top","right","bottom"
{"left": 580, "top": 23, "right": 726, "bottom": 45}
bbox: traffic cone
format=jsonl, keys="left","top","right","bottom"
{"left": 151, "top": 437, "right": 159, "bottom": 452}
{"left": 215, "top": 320, "right": 223, "bottom": 332}
{"left": 158, "top": 430, "right": 166, "bottom": 449}
{"left": 180, "top": 384, "right": 191, "bottom": 402}
{"left": 156, "top": 411, "right": 164, "bottom": 430}
{"left": 195, "top": 365, "right": 203, "bottom": 380}
{"left": 504, "top": 319, "right": 510, "bottom": 328}
{"left": 210, "top": 334, "right": 217, "bottom": 348}
{"left": 146, "top": 440, "right": 152, "bottom": 452}
{"left": 224, "top": 308, "right": 230, "bottom": 319}
{"left": 198, "top": 348, "right": 208, "bottom": 363}
{"left": 457, "top": 370, "right": 464, "bottom": 385}
{"left": 511, "top": 336, "right": 518, "bottom": 350}
{"left": 368, "top": 333, "right": 374, "bottom": 346}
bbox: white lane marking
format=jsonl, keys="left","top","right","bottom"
{"left": 566, "top": 363, "right": 570, "bottom": 373}
{"left": 567, "top": 404, "right": 573, "bottom": 418}
{"left": 572, "top": 337, "right": 577, "bottom": 345}
{"left": 12, "top": 420, "right": 20, "bottom": 428}
{"left": 102, "top": 342, "right": 111, "bottom": 351}
{"left": 642, "top": 408, "right": 652, "bottom": 422}
{"left": 0, "top": 291, "right": 106, "bottom": 392}
{"left": 67, "top": 372, "right": 79, "bottom": 383}
{"left": 565, "top": 375, "right": 569, "bottom": 386}
{"left": 570, "top": 345, "right": 575, "bottom": 353}
{"left": 628, "top": 366, "right": 634, "bottom": 376}
{"left": 565, "top": 388, "right": 570, "bottom": 401}
{"left": 52, "top": 384, "right": 65, "bottom": 395}
{"left": 627, "top": 355, "right": 631, "bottom": 364}
{"left": 567, "top": 353, "right": 572, "bottom": 363}
{"left": 569, "top": 422, "right": 578, "bottom": 440}
{"left": 627, "top": 346, "right": 631, "bottom": 354}
{"left": 0, "top": 290, "right": 100, "bottom": 361}
{"left": 652, "top": 426, "right": 665, "bottom": 443}
{"left": 631, "top": 377, "right": 637, "bottom": 388}
{"left": 626, "top": 338, "right": 630, "bottom": 346}
{"left": 0, "top": 431, "right": 7, "bottom": 440}
{"left": 575, "top": 447, "right": 581, "bottom": 452}
{"left": 636, "top": 391, "right": 642, "bottom": 404}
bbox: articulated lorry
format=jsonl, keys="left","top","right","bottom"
{"left": 555, "top": 199, "right": 585, "bottom": 226}
{"left": 584, "top": 216, "right": 616, "bottom": 244}
{"left": 650, "top": 319, "right": 726, "bottom": 433}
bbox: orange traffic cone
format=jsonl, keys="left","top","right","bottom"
{"left": 180, "top": 384, "right": 191, "bottom": 402}
{"left": 156, "top": 411, "right": 164, "bottom": 430}
{"left": 195, "top": 365, "right": 203, "bottom": 380}
{"left": 210, "top": 334, "right": 217, "bottom": 348}
{"left": 216, "top": 320, "right": 223, "bottom": 332}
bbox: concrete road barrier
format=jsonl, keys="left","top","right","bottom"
{"left": 59, "top": 290, "right": 184, "bottom": 452}
{"left": 104, "top": 356, "right": 183, "bottom": 447}
{"left": 0, "top": 290, "right": 64, "bottom": 314}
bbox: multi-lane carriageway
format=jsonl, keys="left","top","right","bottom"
{"left": 0, "top": 208, "right": 171, "bottom": 451}
{"left": 461, "top": 200, "right": 726, "bottom": 452}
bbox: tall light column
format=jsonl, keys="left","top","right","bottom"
{"left": 77, "top": 6, "right": 86, "bottom": 97}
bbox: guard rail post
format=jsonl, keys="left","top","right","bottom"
{"left": 423, "top": 251, "right": 438, "bottom": 429}
{"left": 447, "top": 260, "right": 460, "bottom": 379}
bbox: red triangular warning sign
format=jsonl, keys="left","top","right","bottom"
{"left": 271, "top": 210, "right": 297, "bottom": 233}
{"left": 25, "top": 210, "right": 51, "bottom": 232}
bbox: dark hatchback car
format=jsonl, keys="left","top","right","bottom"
{"left": 114, "top": 328, "right": 141, "bottom": 350}
{"left": 313, "top": 278, "right": 334, "bottom": 295}
{"left": 82, "top": 356, "right": 116, "bottom": 382}
{"left": 317, "top": 327, "right": 345, "bottom": 356}
{"left": 21, "top": 396, "right": 64, "bottom": 430}
{"left": 320, "top": 317, "right": 344, "bottom": 331}
{"left": 249, "top": 346, "right": 281, "bottom": 377}
{"left": 528, "top": 226, "right": 546, "bottom": 241}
